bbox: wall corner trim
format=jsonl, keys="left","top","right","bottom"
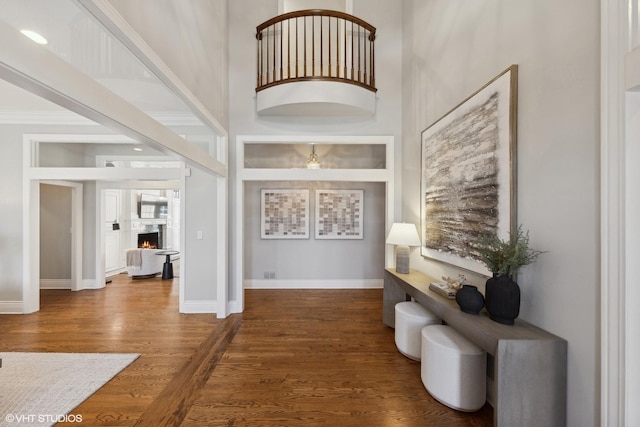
{"left": 180, "top": 299, "right": 217, "bottom": 314}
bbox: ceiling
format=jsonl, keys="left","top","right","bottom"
{"left": 0, "top": 0, "right": 193, "bottom": 116}
{"left": 0, "top": 0, "right": 204, "bottom": 161}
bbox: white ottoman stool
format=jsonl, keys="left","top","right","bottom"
{"left": 394, "top": 301, "right": 440, "bottom": 360}
{"left": 421, "top": 324, "right": 486, "bottom": 412}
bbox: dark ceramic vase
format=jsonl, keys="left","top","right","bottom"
{"left": 455, "top": 285, "right": 485, "bottom": 315}
{"left": 484, "top": 275, "right": 520, "bottom": 325}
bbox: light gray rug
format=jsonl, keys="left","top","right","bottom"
{"left": 0, "top": 352, "right": 139, "bottom": 427}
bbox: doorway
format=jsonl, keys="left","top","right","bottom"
{"left": 40, "top": 183, "right": 73, "bottom": 289}
{"left": 102, "top": 186, "right": 181, "bottom": 279}
{"left": 38, "top": 180, "right": 83, "bottom": 296}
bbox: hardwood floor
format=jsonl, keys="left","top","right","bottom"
{"left": 1, "top": 274, "right": 493, "bottom": 426}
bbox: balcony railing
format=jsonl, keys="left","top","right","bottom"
{"left": 256, "top": 9, "right": 376, "bottom": 92}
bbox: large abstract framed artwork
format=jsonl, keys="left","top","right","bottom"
{"left": 261, "top": 189, "right": 310, "bottom": 239}
{"left": 315, "top": 189, "right": 364, "bottom": 239}
{"left": 420, "top": 65, "right": 518, "bottom": 275}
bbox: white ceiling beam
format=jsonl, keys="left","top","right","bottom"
{"left": 0, "top": 19, "right": 227, "bottom": 178}
{"left": 77, "top": 0, "right": 228, "bottom": 139}
{"left": 28, "top": 167, "right": 182, "bottom": 182}
{"left": 241, "top": 168, "right": 391, "bottom": 182}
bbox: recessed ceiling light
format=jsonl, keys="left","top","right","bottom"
{"left": 20, "top": 29, "right": 48, "bottom": 45}
{"left": 133, "top": 147, "right": 143, "bottom": 152}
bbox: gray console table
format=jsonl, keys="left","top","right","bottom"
{"left": 384, "top": 268, "right": 567, "bottom": 427}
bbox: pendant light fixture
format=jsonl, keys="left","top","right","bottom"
{"left": 306, "top": 144, "right": 320, "bottom": 169}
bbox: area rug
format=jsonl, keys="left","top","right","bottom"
{"left": 0, "top": 352, "right": 139, "bottom": 427}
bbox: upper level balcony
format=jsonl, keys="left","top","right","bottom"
{"left": 256, "top": 9, "right": 376, "bottom": 116}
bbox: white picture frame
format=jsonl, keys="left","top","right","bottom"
{"left": 315, "top": 189, "right": 364, "bottom": 239}
{"left": 261, "top": 189, "right": 310, "bottom": 239}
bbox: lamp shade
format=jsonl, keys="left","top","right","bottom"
{"left": 386, "top": 223, "right": 421, "bottom": 246}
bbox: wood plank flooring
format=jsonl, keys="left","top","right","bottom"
{"left": 0, "top": 274, "right": 492, "bottom": 426}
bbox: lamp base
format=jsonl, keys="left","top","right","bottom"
{"left": 395, "top": 245, "right": 410, "bottom": 274}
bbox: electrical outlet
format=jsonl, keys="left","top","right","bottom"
{"left": 264, "top": 272, "right": 270, "bottom": 279}
{"left": 269, "top": 272, "right": 276, "bottom": 279}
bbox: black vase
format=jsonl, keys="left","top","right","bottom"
{"left": 484, "top": 275, "right": 520, "bottom": 325}
{"left": 455, "top": 285, "right": 485, "bottom": 315}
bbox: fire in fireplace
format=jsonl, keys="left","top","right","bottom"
{"left": 138, "top": 232, "right": 159, "bottom": 249}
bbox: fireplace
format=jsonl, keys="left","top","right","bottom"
{"left": 138, "top": 232, "right": 160, "bottom": 249}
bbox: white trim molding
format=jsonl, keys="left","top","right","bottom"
{"left": 601, "top": 0, "right": 628, "bottom": 425}
{"left": 0, "top": 301, "right": 25, "bottom": 314}
{"left": 244, "top": 279, "right": 383, "bottom": 290}
{"left": 82, "top": 279, "right": 102, "bottom": 290}
{"left": 180, "top": 300, "right": 218, "bottom": 314}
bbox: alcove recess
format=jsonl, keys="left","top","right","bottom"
{"left": 233, "top": 135, "right": 395, "bottom": 303}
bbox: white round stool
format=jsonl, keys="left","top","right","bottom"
{"left": 394, "top": 301, "right": 440, "bottom": 360}
{"left": 421, "top": 324, "right": 486, "bottom": 412}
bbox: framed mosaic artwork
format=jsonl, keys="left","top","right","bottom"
{"left": 315, "top": 189, "right": 364, "bottom": 239}
{"left": 261, "top": 189, "right": 309, "bottom": 239}
{"left": 420, "top": 65, "right": 517, "bottom": 275}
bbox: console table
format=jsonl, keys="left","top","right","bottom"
{"left": 384, "top": 268, "right": 567, "bottom": 427}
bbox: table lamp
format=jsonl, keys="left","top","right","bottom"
{"left": 386, "top": 223, "right": 421, "bottom": 274}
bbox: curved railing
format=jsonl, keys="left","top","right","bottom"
{"left": 256, "top": 10, "right": 376, "bottom": 92}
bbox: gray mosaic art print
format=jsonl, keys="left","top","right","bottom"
{"left": 315, "top": 189, "right": 363, "bottom": 239}
{"left": 261, "top": 189, "right": 310, "bottom": 239}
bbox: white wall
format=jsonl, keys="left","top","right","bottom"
{"left": 183, "top": 167, "right": 219, "bottom": 303}
{"left": 244, "top": 181, "right": 385, "bottom": 281}
{"left": 401, "top": 1, "right": 599, "bottom": 426}
{"left": 0, "top": 125, "right": 27, "bottom": 301}
{"left": 228, "top": 0, "right": 403, "bottom": 295}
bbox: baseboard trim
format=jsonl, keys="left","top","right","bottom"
{"left": 228, "top": 299, "right": 242, "bottom": 315}
{"left": 83, "top": 279, "right": 103, "bottom": 290}
{"left": 106, "top": 268, "right": 127, "bottom": 277}
{"left": 180, "top": 299, "right": 217, "bottom": 314}
{"left": 244, "top": 279, "right": 383, "bottom": 289}
{"left": 40, "top": 279, "right": 72, "bottom": 290}
{"left": 0, "top": 301, "right": 24, "bottom": 314}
